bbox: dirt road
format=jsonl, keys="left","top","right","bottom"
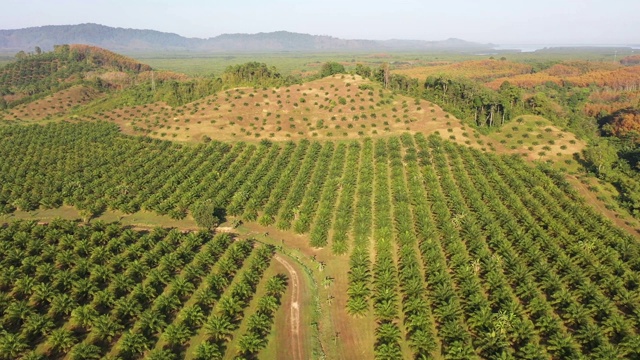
{"left": 274, "top": 254, "right": 303, "bottom": 360}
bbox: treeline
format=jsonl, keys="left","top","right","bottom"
{"left": 61, "top": 44, "right": 152, "bottom": 73}
{"left": 353, "top": 63, "right": 524, "bottom": 128}
{"left": 94, "top": 62, "right": 295, "bottom": 108}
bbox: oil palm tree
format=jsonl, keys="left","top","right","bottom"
{"left": 170, "top": 277, "right": 195, "bottom": 301}
{"left": 118, "top": 330, "right": 149, "bottom": 358}
{"left": 374, "top": 342, "right": 402, "bottom": 360}
{"left": 70, "top": 343, "right": 102, "bottom": 360}
{"left": 3, "top": 300, "right": 32, "bottom": 327}
{"left": 179, "top": 304, "right": 206, "bottom": 330}
{"left": 91, "top": 314, "right": 123, "bottom": 343}
{"left": 237, "top": 332, "right": 265, "bottom": 356}
{"left": 219, "top": 296, "right": 245, "bottom": 321}
{"left": 47, "top": 328, "right": 77, "bottom": 355}
{"left": 70, "top": 305, "right": 98, "bottom": 331}
{"left": 0, "top": 331, "right": 28, "bottom": 360}
{"left": 163, "top": 323, "right": 192, "bottom": 350}
{"left": 138, "top": 309, "right": 167, "bottom": 338}
{"left": 194, "top": 340, "right": 222, "bottom": 360}
{"left": 21, "top": 313, "right": 54, "bottom": 340}
{"left": 48, "top": 293, "right": 77, "bottom": 319}
{"left": 147, "top": 349, "right": 177, "bottom": 360}
{"left": 205, "top": 314, "right": 234, "bottom": 342}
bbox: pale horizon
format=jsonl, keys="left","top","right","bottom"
{"left": 1, "top": 0, "right": 639, "bottom": 45}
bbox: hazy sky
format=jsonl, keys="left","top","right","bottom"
{"left": 2, "top": 0, "right": 638, "bottom": 44}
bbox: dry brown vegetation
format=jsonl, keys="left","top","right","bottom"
{"left": 394, "top": 59, "right": 533, "bottom": 82}
{"left": 486, "top": 64, "right": 640, "bottom": 90}
{"left": 78, "top": 75, "right": 459, "bottom": 143}
{"left": 2, "top": 85, "right": 103, "bottom": 120}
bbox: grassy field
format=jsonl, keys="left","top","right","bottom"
{"left": 122, "top": 49, "right": 631, "bottom": 77}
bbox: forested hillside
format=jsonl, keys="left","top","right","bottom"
{"left": 0, "top": 44, "right": 150, "bottom": 107}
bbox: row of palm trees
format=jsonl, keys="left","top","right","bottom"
{"left": 309, "top": 142, "right": 350, "bottom": 247}
{"left": 390, "top": 135, "right": 438, "bottom": 358}
{"left": 370, "top": 138, "right": 403, "bottom": 359}
{"left": 2, "top": 222, "right": 204, "bottom": 358}
{"left": 419, "top": 134, "right": 640, "bottom": 358}
{"left": 191, "top": 244, "right": 277, "bottom": 359}
{"left": 428, "top": 136, "right": 549, "bottom": 358}
{"left": 108, "top": 236, "right": 249, "bottom": 359}
{"left": 0, "top": 220, "right": 286, "bottom": 359}
{"left": 476, "top": 148, "right": 640, "bottom": 356}
{"left": 346, "top": 139, "right": 374, "bottom": 316}
{"left": 258, "top": 140, "right": 311, "bottom": 226}
{"left": 240, "top": 141, "right": 302, "bottom": 223}
{"left": 275, "top": 142, "right": 328, "bottom": 231}
{"left": 199, "top": 143, "right": 265, "bottom": 211}
{"left": 226, "top": 142, "right": 292, "bottom": 217}
{"left": 329, "top": 142, "right": 361, "bottom": 254}
{"left": 142, "top": 141, "right": 228, "bottom": 219}
{"left": 411, "top": 134, "right": 482, "bottom": 359}
{"left": 234, "top": 274, "right": 288, "bottom": 358}
{"left": 295, "top": 142, "right": 342, "bottom": 237}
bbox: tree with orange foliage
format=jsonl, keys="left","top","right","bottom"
{"left": 603, "top": 108, "right": 640, "bottom": 143}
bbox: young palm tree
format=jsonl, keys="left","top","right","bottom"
{"left": 72, "top": 278, "right": 98, "bottom": 303}
{"left": 17, "top": 350, "right": 43, "bottom": 360}
{"left": 0, "top": 331, "right": 28, "bottom": 360}
{"left": 47, "top": 328, "right": 77, "bottom": 355}
{"left": 236, "top": 332, "right": 265, "bottom": 356}
{"left": 147, "top": 348, "right": 177, "bottom": 360}
{"left": 70, "top": 305, "right": 98, "bottom": 331}
{"left": 257, "top": 295, "right": 280, "bottom": 314}
{"left": 194, "top": 288, "right": 217, "bottom": 309}
{"left": 138, "top": 309, "right": 167, "bottom": 338}
{"left": 205, "top": 314, "right": 234, "bottom": 342}
{"left": 21, "top": 313, "right": 54, "bottom": 340}
{"left": 91, "top": 315, "right": 123, "bottom": 343}
{"left": 264, "top": 275, "right": 288, "bottom": 296}
{"left": 118, "top": 330, "right": 149, "bottom": 358}
{"left": 48, "top": 293, "right": 77, "bottom": 319}
{"left": 219, "top": 296, "right": 245, "bottom": 321}
{"left": 170, "top": 278, "right": 195, "bottom": 300}
{"left": 70, "top": 343, "right": 102, "bottom": 360}
{"left": 375, "top": 322, "right": 401, "bottom": 346}
{"left": 3, "top": 300, "right": 32, "bottom": 327}
{"left": 12, "top": 275, "right": 36, "bottom": 298}
{"left": 247, "top": 313, "right": 272, "bottom": 334}
{"left": 91, "top": 289, "right": 115, "bottom": 312}
{"left": 373, "top": 342, "right": 402, "bottom": 360}
{"left": 179, "top": 305, "right": 206, "bottom": 330}
{"left": 113, "top": 297, "right": 142, "bottom": 323}
{"left": 194, "top": 340, "right": 222, "bottom": 360}
{"left": 163, "top": 323, "right": 192, "bottom": 350}
{"left": 154, "top": 294, "right": 181, "bottom": 315}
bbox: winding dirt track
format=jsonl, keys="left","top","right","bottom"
{"left": 274, "top": 254, "right": 302, "bottom": 360}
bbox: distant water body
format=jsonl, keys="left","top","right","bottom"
{"left": 494, "top": 44, "right": 640, "bottom": 52}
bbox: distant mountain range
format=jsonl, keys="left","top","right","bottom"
{"left": 0, "top": 23, "right": 495, "bottom": 53}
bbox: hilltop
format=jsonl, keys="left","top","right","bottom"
{"left": 0, "top": 44, "right": 152, "bottom": 106}
{"left": 0, "top": 23, "right": 494, "bottom": 53}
